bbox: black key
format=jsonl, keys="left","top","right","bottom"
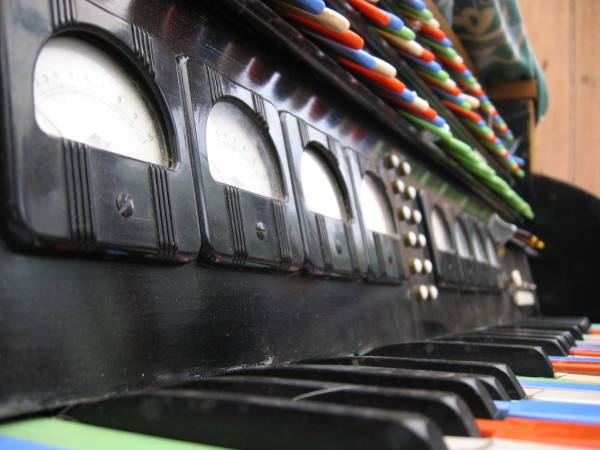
{"left": 440, "top": 334, "right": 568, "bottom": 356}
{"left": 510, "top": 322, "right": 583, "bottom": 340}
{"left": 229, "top": 364, "right": 499, "bottom": 419}
{"left": 478, "top": 327, "right": 575, "bottom": 349}
{"left": 69, "top": 390, "right": 448, "bottom": 450}
{"left": 366, "top": 341, "right": 555, "bottom": 378}
{"left": 302, "top": 356, "right": 525, "bottom": 400}
{"left": 527, "top": 316, "right": 591, "bottom": 333}
{"left": 296, "top": 363, "right": 512, "bottom": 402}
{"left": 495, "top": 324, "right": 580, "bottom": 342}
{"left": 182, "top": 376, "right": 479, "bottom": 436}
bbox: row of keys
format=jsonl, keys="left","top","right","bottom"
{"left": 36, "top": 317, "right": 596, "bottom": 450}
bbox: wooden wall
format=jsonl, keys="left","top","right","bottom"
{"left": 519, "top": 0, "right": 600, "bottom": 198}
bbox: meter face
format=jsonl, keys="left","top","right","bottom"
{"left": 455, "top": 220, "right": 472, "bottom": 258}
{"left": 360, "top": 174, "right": 395, "bottom": 236}
{"left": 34, "top": 36, "right": 170, "bottom": 166}
{"left": 431, "top": 208, "right": 453, "bottom": 252}
{"left": 300, "top": 146, "right": 348, "bottom": 221}
{"left": 206, "top": 100, "right": 284, "bottom": 200}
{"left": 485, "top": 235, "right": 500, "bottom": 267}
{"left": 472, "top": 231, "right": 488, "bottom": 263}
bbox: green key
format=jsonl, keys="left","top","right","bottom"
{"left": 0, "top": 418, "right": 229, "bottom": 450}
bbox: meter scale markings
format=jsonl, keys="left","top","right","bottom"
{"left": 34, "top": 36, "right": 169, "bottom": 167}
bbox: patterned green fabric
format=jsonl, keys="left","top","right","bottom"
{"left": 433, "top": 0, "right": 549, "bottom": 121}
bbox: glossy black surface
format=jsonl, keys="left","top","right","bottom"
{"left": 367, "top": 341, "right": 555, "bottom": 378}
{"left": 230, "top": 364, "right": 500, "bottom": 418}
{"left": 69, "top": 390, "right": 447, "bottom": 450}
{"left": 306, "top": 355, "right": 525, "bottom": 399}
{"left": 0, "top": 0, "right": 539, "bottom": 419}
{"left": 181, "top": 376, "right": 480, "bottom": 436}
{"left": 527, "top": 175, "right": 600, "bottom": 322}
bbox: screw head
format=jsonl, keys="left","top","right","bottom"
{"left": 256, "top": 221, "right": 266, "bottom": 240}
{"left": 116, "top": 192, "right": 134, "bottom": 217}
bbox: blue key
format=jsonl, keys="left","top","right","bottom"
{"left": 0, "top": 436, "right": 63, "bottom": 450}
{"left": 519, "top": 378, "right": 600, "bottom": 392}
{"left": 495, "top": 399, "right": 600, "bottom": 424}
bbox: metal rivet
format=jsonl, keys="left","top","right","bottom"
{"left": 116, "top": 192, "right": 134, "bottom": 217}
{"left": 417, "top": 233, "right": 427, "bottom": 248}
{"left": 335, "top": 240, "right": 343, "bottom": 254}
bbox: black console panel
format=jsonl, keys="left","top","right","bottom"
{"left": 0, "top": 0, "right": 537, "bottom": 418}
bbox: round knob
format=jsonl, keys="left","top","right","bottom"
{"left": 410, "top": 210, "right": 423, "bottom": 225}
{"left": 511, "top": 269, "right": 523, "bottom": 288}
{"left": 417, "top": 233, "right": 427, "bottom": 248}
{"left": 428, "top": 285, "right": 439, "bottom": 300}
{"left": 414, "top": 285, "right": 429, "bottom": 301}
{"left": 392, "top": 179, "right": 406, "bottom": 195}
{"left": 410, "top": 258, "right": 423, "bottom": 274}
{"left": 404, "top": 231, "right": 418, "bottom": 247}
{"left": 398, "top": 161, "right": 412, "bottom": 176}
{"left": 399, "top": 206, "right": 412, "bottom": 221}
{"left": 422, "top": 259, "right": 433, "bottom": 274}
{"left": 385, "top": 154, "right": 401, "bottom": 169}
{"left": 404, "top": 186, "right": 417, "bottom": 200}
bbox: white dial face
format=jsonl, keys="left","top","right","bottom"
{"left": 360, "top": 174, "right": 396, "bottom": 236}
{"left": 206, "top": 101, "right": 284, "bottom": 200}
{"left": 472, "top": 230, "right": 488, "bottom": 263}
{"left": 454, "top": 221, "right": 472, "bottom": 259}
{"left": 431, "top": 208, "right": 452, "bottom": 252}
{"left": 34, "top": 36, "right": 169, "bottom": 166}
{"left": 301, "top": 147, "right": 348, "bottom": 221}
{"left": 485, "top": 235, "right": 500, "bottom": 267}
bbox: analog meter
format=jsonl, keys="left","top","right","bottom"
{"left": 300, "top": 146, "right": 348, "bottom": 221}
{"left": 34, "top": 36, "right": 170, "bottom": 166}
{"left": 430, "top": 208, "right": 453, "bottom": 252}
{"left": 454, "top": 220, "right": 472, "bottom": 259}
{"left": 205, "top": 100, "right": 284, "bottom": 200}
{"left": 360, "top": 174, "right": 396, "bottom": 236}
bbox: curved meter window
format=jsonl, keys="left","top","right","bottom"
{"left": 360, "top": 174, "right": 395, "bottom": 236}
{"left": 300, "top": 147, "right": 348, "bottom": 221}
{"left": 431, "top": 208, "right": 453, "bottom": 252}
{"left": 485, "top": 235, "right": 500, "bottom": 267}
{"left": 472, "top": 230, "right": 488, "bottom": 263}
{"left": 206, "top": 100, "right": 284, "bottom": 200}
{"left": 454, "top": 221, "right": 472, "bottom": 259}
{"left": 34, "top": 36, "right": 170, "bottom": 167}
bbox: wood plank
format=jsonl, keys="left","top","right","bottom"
{"left": 573, "top": 0, "right": 600, "bottom": 196}
{"left": 519, "top": 0, "right": 573, "bottom": 185}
